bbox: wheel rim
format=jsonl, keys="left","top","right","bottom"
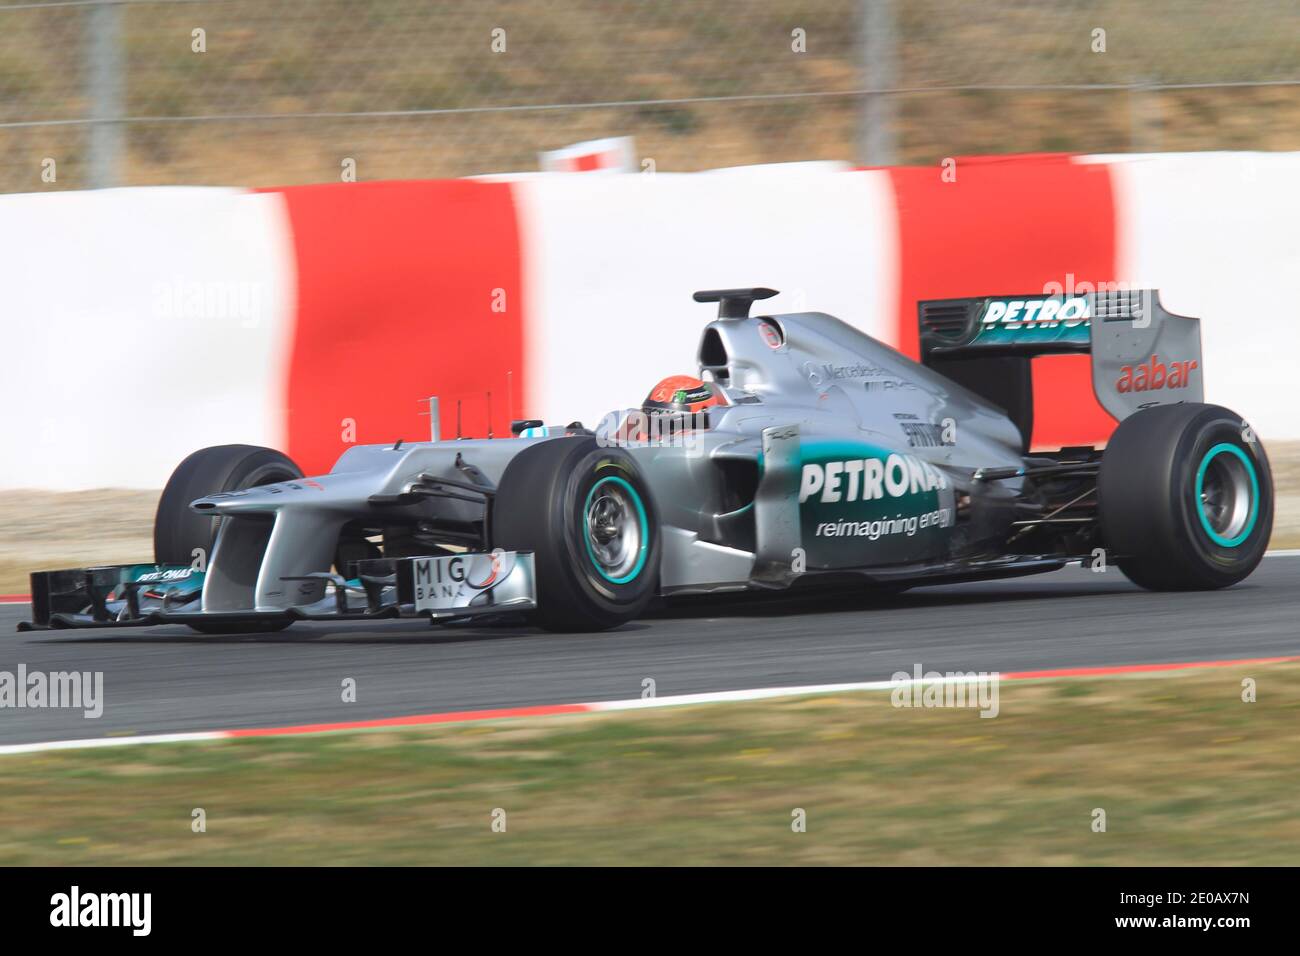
{"left": 582, "top": 476, "right": 649, "bottom": 584}
{"left": 1195, "top": 443, "right": 1259, "bottom": 548}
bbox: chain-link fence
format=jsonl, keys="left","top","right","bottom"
{"left": 1, "top": 0, "right": 1298, "bottom": 193}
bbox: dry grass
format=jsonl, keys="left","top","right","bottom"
{"left": 0, "top": 661, "right": 1296, "bottom": 865}
{"left": 0, "top": 489, "right": 156, "bottom": 593}
{"left": 2, "top": 1, "right": 1299, "bottom": 191}
{"left": 1263, "top": 440, "right": 1300, "bottom": 549}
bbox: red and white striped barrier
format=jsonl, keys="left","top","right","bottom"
{"left": 2, "top": 152, "right": 1297, "bottom": 490}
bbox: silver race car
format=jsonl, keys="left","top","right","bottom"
{"left": 22, "top": 286, "right": 1273, "bottom": 633}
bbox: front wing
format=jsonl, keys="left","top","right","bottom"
{"left": 17, "top": 551, "right": 537, "bottom": 631}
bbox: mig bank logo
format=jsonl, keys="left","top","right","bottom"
{"left": 411, "top": 551, "right": 513, "bottom": 612}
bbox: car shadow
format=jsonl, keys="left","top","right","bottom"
{"left": 23, "top": 570, "right": 1173, "bottom": 647}
{"left": 650, "top": 574, "right": 1143, "bottom": 620}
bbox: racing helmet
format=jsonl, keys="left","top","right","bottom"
{"left": 612, "top": 375, "right": 728, "bottom": 443}
{"left": 642, "top": 375, "right": 727, "bottom": 421}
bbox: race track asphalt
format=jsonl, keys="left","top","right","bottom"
{"left": 2, "top": 556, "right": 1298, "bottom": 746}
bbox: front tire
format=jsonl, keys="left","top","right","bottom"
{"left": 154, "top": 444, "right": 303, "bottom": 566}
{"left": 493, "top": 438, "right": 660, "bottom": 632}
{"left": 1098, "top": 403, "right": 1272, "bottom": 590}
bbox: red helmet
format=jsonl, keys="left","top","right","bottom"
{"left": 642, "top": 375, "right": 727, "bottom": 416}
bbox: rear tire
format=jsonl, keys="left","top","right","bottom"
{"left": 154, "top": 444, "right": 303, "bottom": 566}
{"left": 1098, "top": 403, "right": 1271, "bottom": 590}
{"left": 493, "top": 438, "right": 660, "bottom": 632}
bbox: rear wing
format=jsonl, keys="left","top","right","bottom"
{"left": 918, "top": 289, "right": 1203, "bottom": 440}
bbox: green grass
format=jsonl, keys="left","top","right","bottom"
{"left": 1, "top": 662, "right": 1297, "bottom": 865}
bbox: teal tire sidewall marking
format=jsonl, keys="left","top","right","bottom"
{"left": 582, "top": 475, "right": 649, "bottom": 584}
{"left": 1194, "top": 442, "right": 1259, "bottom": 548}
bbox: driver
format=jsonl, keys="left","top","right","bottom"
{"left": 642, "top": 375, "right": 727, "bottom": 424}
{"left": 613, "top": 375, "right": 726, "bottom": 442}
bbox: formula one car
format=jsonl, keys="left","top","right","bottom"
{"left": 22, "top": 286, "right": 1272, "bottom": 634}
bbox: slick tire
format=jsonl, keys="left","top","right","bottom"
{"left": 1098, "top": 403, "right": 1272, "bottom": 591}
{"left": 154, "top": 444, "right": 303, "bottom": 567}
{"left": 493, "top": 438, "right": 660, "bottom": 632}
